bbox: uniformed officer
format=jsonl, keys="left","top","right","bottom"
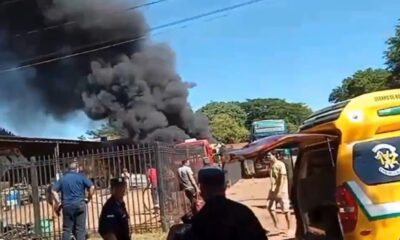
{"left": 98, "top": 177, "right": 130, "bottom": 240}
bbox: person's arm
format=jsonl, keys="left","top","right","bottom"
{"left": 188, "top": 168, "right": 199, "bottom": 192}
{"left": 51, "top": 180, "right": 62, "bottom": 215}
{"left": 277, "top": 164, "right": 287, "bottom": 194}
{"left": 51, "top": 180, "right": 61, "bottom": 205}
{"left": 83, "top": 176, "right": 95, "bottom": 202}
{"left": 87, "top": 185, "right": 95, "bottom": 202}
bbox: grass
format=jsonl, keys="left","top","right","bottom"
{"left": 88, "top": 231, "right": 167, "bottom": 240}
{"left": 135, "top": 231, "right": 167, "bottom": 240}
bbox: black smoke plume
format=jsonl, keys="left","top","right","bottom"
{"left": 0, "top": 0, "right": 211, "bottom": 142}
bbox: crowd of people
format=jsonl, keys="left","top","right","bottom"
{"left": 49, "top": 149, "right": 292, "bottom": 240}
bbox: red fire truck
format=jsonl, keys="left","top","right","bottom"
{"left": 175, "top": 139, "right": 214, "bottom": 174}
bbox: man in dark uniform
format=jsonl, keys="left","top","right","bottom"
{"left": 177, "top": 166, "right": 268, "bottom": 240}
{"left": 98, "top": 177, "right": 130, "bottom": 240}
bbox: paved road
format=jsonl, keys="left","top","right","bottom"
{"left": 226, "top": 178, "right": 296, "bottom": 240}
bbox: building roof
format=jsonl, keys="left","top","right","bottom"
{"left": 0, "top": 135, "right": 100, "bottom": 144}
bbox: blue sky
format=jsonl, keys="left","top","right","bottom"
{"left": 2, "top": 0, "right": 400, "bottom": 138}
{"left": 146, "top": 0, "right": 400, "bottom": 110}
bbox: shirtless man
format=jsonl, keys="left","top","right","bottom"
{"left": 266, "top": 151, "right": 291, "bottom": 233}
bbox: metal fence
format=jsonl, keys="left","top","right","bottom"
{"left": 0, "top": 142, "right": 208, "bottom": 239}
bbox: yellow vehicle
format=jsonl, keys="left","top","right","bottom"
{"left": 228, "top": 89, "right": 400, "bottom": 240}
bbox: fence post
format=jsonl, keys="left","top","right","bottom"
{"left": 30, "top": 157, "right": 42, "bottom": 237}
{"left": 153, "top": 142, "right": 168, "bottom": 232}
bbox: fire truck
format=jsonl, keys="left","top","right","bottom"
{"left": 174, "top": 139, "right": 214, "bottom": 174}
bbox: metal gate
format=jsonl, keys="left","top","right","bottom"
{"left": 0, "top": 142, "right": 204, "bottom": 239}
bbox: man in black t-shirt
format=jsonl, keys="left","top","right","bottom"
{"left": 98, "top": 177, "right": 130, "bottom": 240}
{"left": 185, "top": 167, "right": 268, "bottom": 240}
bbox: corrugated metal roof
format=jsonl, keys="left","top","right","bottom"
{"left": 0, "top": 136, "right": 100, "bottom": 144}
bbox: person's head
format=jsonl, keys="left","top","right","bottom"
{"left": 203, "top": 157, "right": 211, "bottom": 167}
{"left": 123, "top": 168, "right": 128, "bottom": 173}
{"left": 198, "top": 167, "right": 226, "bottom": 201}
{"left": 69, "top": 159, "right": 79, "bottom": 172}
{"left": 110, "top": 177, "right": 127, "bottom": 200}
{"left": 182, "top": 160, "right": 190, "bottom": 166}
{"left": 266, "top": 151, "right": 279, "bottom": 163}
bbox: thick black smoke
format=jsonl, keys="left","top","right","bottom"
{"left": 0, "top": 0, "right": 211, "bottom": 142}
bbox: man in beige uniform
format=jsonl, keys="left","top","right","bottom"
{"left": 267, "top": 151, "right": 291, "bottom": 232}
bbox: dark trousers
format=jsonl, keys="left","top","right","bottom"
{"left": 62, "top": 202, "right": 86, "bottom": 240}
{"left": 184, "top": 189, "right": 197, "bottom": 213}
{"left": 184, "top": 189, "right": 196, "bottom": 204}
{"left": 151, "top": 187, "right": 159, "bottom": 206}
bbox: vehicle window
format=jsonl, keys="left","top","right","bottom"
{"left": 353, "top": 136, "right": 400, "bottom": 185}
{"left": 175, "top": 145, "right": 205, "bottom": 157}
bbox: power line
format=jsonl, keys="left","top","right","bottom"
{"left": 0, "top": 0, "right": 24, "bottom": 6}
{"left": 0, "top": 0, "right": 170, "bottom": 68}
{"left": 13, "top": 0, "right": 170, "bottom": 38}
{"left": 5, "top": 0, "right": 257, "bottom": 67}
{"left": 0, "top": 0, "right": 267, "bottom": 74}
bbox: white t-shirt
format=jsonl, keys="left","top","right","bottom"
{"left": 178, "top": 166, "right": 195, "bottom": 190}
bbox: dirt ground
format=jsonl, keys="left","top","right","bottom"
{"left": 226, "top": 178, "right": 296, "bottom": 240}
{"left": 2, "top": 178, "right": 294, "bottom": 239}
{"left": 1, "top": 187, "right": 162, "bottom": 235}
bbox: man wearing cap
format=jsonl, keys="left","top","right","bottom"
{"left": 188, "top": 166, "right": 268, "bottom": 240}
{"left": 98, "top": 177, "right": 130, "bottom": 240}
{"left": 52, "top": 160, "right": 95, "bottom": 240}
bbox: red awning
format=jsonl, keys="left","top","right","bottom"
{"left": 226, "top": 133, "right": 337, "bottom": 160}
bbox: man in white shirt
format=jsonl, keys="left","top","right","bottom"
{"left": 178, "top": 160, "right": 200, "bottom": 211}
{"left": 121, "top": 168, "right": 130, "bottom": 192}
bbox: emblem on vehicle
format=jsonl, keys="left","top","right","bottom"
{"left": 347, "top": 110, "right": 363, "bottom": 122}
{"left": 372, "top": 143, "right": 400, "bottom": 176}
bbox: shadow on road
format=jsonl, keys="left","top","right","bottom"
{"left": 253, "top": 205, "right": 267, "bottom": 209}
{"left": 237, "top": 198, "right": 268, "bottom": 203}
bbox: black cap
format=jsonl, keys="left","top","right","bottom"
{"left": 110, "top": 177, "right": 126, "bottom": 187}
{"left": 198, "top": 166, "right": 225, "bottom": 187}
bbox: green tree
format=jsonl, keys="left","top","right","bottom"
{"left": 198, "top": 102, "right": 249, "bottom": 142}
{"left": 198, "top": 102, "right": 247, "bottom": 126}
{"left": 210, "top": 114, "right": 249, "bottom": 143}
{"left": 0, "top": 127, "right": 15, "bottom": 136}
{"left": 239, "top": 98, "right": 312, "bottom": 132}
{"left": 328, "top": 68, "right": 391, "bottom": 103}
{"left": 385, "top": 20, "right": 400, "bottom": 87}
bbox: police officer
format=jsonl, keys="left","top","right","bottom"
{"left": 98, "top": 177, "right": 130, "bottom": 240}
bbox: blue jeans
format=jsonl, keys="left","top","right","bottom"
{"left": 62, "top": 202, "right": 86, "bottom": 240}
